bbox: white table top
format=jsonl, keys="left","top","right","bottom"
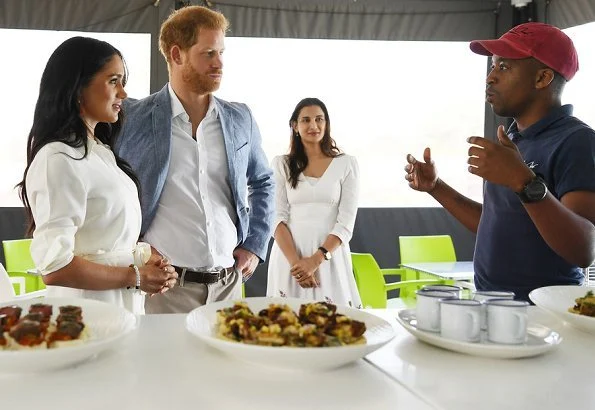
{"left": 400, "top": 261, "right": 474, "bottom": 281}
{"left": 365, "top": 307, "right": 595, "bottom": 410}
{"left": 1, "top": 313, "right": 434, "bottom": 410}
{"left": 5, "top": 305, "right": 590, "bottom": 410}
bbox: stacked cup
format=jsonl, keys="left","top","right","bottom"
{"left": 472, "top": 291, "right": 515, "bottom": 331}
{"left": 415, "top": 285, "right": 528, "bottom": 344}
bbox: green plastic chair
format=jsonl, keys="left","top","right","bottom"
{"left": 1, "top": 262, "right": 46, "bottom": 302}
{"left": 2, "top": 239, "right": 45, "bottom": 293}
{"left": 1, "top": 262, "right": 25, "bottom": 299}
{"left": 399, "top": 235, "right": 457, "bottom": 263}
{"left": 398, "top": 235, "right": 456, "bottom": 299}
{"left": 351, "top": 252, "right": 441, "bottom": 309}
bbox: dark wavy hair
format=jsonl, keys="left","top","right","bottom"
{"left": 286, "top": 98, "right": 341, "bottom": 188}
{"left": 17, "top": 36, "right": 140, "bottom": 236}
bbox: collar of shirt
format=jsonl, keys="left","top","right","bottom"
{"left": 507, "top": 104, "right": 574, "bottom": 142}
{"left": 167, "top": 83, "right": 218, "bottom": 122}
{"left": 85, "top": 136, "right": 105, "bottom": 154}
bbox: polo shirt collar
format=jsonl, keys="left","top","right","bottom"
{"left": 507, "top": 104, "right": 574, "bottom": 140}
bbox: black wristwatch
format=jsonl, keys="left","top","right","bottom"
{"left": 516, "top": 175, "right": 548, "bottom": 203}
{"left": 318, "top": 246, "right": 332, "bottom": 261}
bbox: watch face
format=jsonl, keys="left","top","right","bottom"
{"left": 524, "top": 179, "right": 547, "bottom": 201}
{"left": 526, "top": 180, "right": 547, "bottom": 200}
{"left": 319, "top": 247, "right": 331, "bottom": 260}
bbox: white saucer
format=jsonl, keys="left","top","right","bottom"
{"left": 396, "top": 309, "right": 562, "bottom": 359}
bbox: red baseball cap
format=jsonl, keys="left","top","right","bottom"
{"left": 470, "top": 22, "right": 579, "bottom": 81}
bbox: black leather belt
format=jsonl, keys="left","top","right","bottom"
{"left": 173, "top": 266, "right": 234, "bottom": 285}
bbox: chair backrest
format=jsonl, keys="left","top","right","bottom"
{"left": 398, "top": 235, "right": 457, "bottom": 263}
{"left": 351, "top": 252, "right": 388, "bottom": 308}
{"left": 0, "top": 263, "right": 17, "bottom": 301}
{"left": 3, "top": 239, "right": 35, "bottom": 273}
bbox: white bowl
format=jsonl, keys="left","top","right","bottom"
{"left": 529, "top": 285, "right": 595, "bottom": 334}
{"left": 0, "top": 297, "right": 138, "bottom": 373}
{"left": 185, "top": 297, "right": 395, "bottom": 371}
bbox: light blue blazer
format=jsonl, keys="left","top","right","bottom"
{"left": 114, "top": 85, "right": 275, "bottom": 262}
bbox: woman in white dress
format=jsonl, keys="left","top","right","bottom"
{"left": 17, "top": 37, "right": 177, "bottom": 313}
{"left": 267, "top": 98, "right": 362, "bottom": 307}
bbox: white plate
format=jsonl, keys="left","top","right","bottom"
{"left": 529, "top": 285, "right": 595, "bottom": 334}
{"left": 396, "top": 309, "right": 561, "bottom": 359}
{"left": 185, "top": 297, "right": 395, "bottom": 371}
{"left": 0, "top": 297, "right": 137, "bottom": 373}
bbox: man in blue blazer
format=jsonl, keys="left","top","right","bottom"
{"left": 115, "top": 6, "right": 274, "bottom": 313}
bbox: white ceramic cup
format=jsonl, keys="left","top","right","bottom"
{"left": 439, "top": 299, "right": 482, "bottom": 342}
{"left": 485, "top": 299, "right": 529, "bottom": 344}
{"left": 421, "top": 284, "right": 464, "bottom": 299}
{"left": 472, "top": 290, "right": 515, "bottom": 330}
{"left": 415, "top": 290, "right": 455, "bottom": 332}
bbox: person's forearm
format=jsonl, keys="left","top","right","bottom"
{"left": 273, "top": 223, "right": 300, "bottom": 266}
{"left": 43, "top": 256, "right": 135, "bottom": 290}
{"left": 430, "top": 179, "right": 483, "bottom": 233}
{"left": 524, "top": 193, "right": 595, "bottom": 267}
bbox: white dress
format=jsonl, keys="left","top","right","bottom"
{"left": 266, "top": 154, "right": 362, "bottom": 308}
{"left": 26, "top": 139, "right": 149, "bottom": 313}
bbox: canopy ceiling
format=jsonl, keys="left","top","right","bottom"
{"left": 2, "top": 1, "right": 593, "bottom": 39}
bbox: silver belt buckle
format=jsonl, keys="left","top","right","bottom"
{"left": 179, "top": 268, "right": 187, "bottom": 287}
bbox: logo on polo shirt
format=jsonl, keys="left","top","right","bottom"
{"left": 526, "top": 161, "right": 539, "bottom": 169}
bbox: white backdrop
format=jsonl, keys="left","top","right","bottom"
{"left": 1, "top": 22, "right": 593, "bottom": 208}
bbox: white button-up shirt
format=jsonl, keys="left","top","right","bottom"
{"left": 27, "top": 138, "right": 144, "bottom": 311}
{"left": 143, "top": 85, "right": 237, "bottom": 269}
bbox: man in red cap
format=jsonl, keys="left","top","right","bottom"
{"left": 404, "top": 22, "right": 595, "bottom": 301}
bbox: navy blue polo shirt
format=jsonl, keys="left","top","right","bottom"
{"left": 474, "top": 105, "right": 595, "bottom": 301}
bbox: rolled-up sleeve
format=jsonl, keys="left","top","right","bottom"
{"left": 330, "top": 156, "right": 360, "bottom": 244}
{"left": 272, "top": 155, "right": 290, "bottom": 229}
{"left": 26, "top": 149, "right": 87, "bottom": 274}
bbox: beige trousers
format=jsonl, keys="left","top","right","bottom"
{"left": 145, "top": 269, "right": 242, "bottom": 314}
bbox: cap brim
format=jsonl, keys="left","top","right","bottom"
{"left": 470, "top": 39, "right": 531, "bottom": 59}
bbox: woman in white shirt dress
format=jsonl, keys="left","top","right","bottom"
{"left": 17, "top": 37, "right": 177, "bottom": 313}
{"left": 266, "top": 98, "right": 362, "bottom": 307}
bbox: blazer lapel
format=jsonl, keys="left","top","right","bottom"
{"left": 215, "top": 98, "right": 238, "bottom": 182}
{"left": 152, "top": 85, "right": 172, "bottom": 170}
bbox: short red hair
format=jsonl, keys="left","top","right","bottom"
{"left": 159, "top": 6, "right": 229, "bottom": 66}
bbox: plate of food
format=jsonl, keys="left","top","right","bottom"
{"left": 396, "top": 309, "right": 561, "bottom": 359}
{"left": 529, "top": 285, "right": 595, "bottom": 334}
{"left": 0, "top": 297, "right": 137, "bottom": 373}
{"left": 185, "top": 297, "right": 395, "bottom": 371}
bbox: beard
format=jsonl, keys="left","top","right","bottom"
{"left": 182, "top": 62, "right": 222, "bottom": 94}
